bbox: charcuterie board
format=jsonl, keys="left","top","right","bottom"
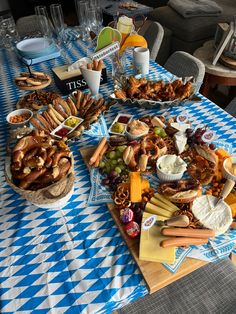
{"left": 80, "top": 146, "right": 208, "bottom": 293}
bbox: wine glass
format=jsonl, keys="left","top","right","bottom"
{"left": 49, "top": 3, "right": 72, "bottom": 61}
{"left": 34, "top": 5, "right": 53, "bottom": 41}
{"left": 0, "top": 13, "right": 19, "bottom": 50}
{"left": 75, "top": 0, "right": 89, "bottom": 40}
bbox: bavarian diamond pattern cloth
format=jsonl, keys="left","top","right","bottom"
{"left": 0, "top": 38, "right": 236, "bottom": 314}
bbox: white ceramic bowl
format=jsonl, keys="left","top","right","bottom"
{"left": 223, "top": 156, "right": 236, "bottom": 182}
{"left": 6, "top": 109, "right": 33, "bottom": 128}
{"left": 156, "top": 154, "right": 187, "bottom": 182}
{"left": 126, "top": 121, "right": 149, "bottom": 141}
{"left": 16, "top": 37, "right": 53, "bottom": 58}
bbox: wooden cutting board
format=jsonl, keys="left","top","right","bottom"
{"left": 80, "top": 146, "right": 213, "bottom": 293}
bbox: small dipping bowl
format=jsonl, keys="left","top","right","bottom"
{"left": 223, "top": 156, "right": 236, "bottom": 182}
{"left": 6, "top": 109, "right": 33, "bottom": 128}
{"left": 126, "top": 120, "right": 149, "bottom": 141}
{"left": 156, "top": 154, "right": 187, "bottom": 181}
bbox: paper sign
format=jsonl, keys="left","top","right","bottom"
{"left": 92, "top": 42, "right": 120, "bottom": 61}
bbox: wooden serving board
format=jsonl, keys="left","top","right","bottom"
{"left": 80, "top": 147, "right": 236, "bottom": 294}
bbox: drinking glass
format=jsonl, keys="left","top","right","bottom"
{"left": 0, "top": 13, "right": 19, "bottom": 50}
{"left": 50, "top": 4, "right": 64, "bottom": 33}
{"left": 75, "top": 0, "right": 89, "bottom": 39}
{"left": 34, "top": 5, "right": 52, "bottom": 40}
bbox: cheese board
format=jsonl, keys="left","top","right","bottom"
{"left": 80, "top": 145, "right": 236, "bottom": 293}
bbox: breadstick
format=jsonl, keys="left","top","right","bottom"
{"left": 76, "top": 90, "right": 83, "bottom": 110}
{"left": 89, "top": 137, "right": 107, "bottom": 165}
{"left": 79, "top": 93, "right": 90, "bottom": 116}
{"left": 87, "top": 63, "right": 93, "bottom": 70}
{"left": 94, "top": 142, "right": 109, "bottom": 167}
{"left": 93, "top": 59, "right": 99, "bottom": 70}
{"left": 97, "top": 60, "right": 103, "bottom": 71}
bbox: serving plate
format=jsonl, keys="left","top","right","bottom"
{"left": 109, "top": 93, "right": 202, "bottom": 109}
{"left": 110, "top": 75, "right": 202, "bottom": 109}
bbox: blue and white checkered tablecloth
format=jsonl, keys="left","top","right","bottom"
{"left": 0, "top": 39, "right": 235, "bottom": 314}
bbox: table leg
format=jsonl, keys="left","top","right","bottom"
{"left": 200, "top": 73, "right": 212, "bottom": 98}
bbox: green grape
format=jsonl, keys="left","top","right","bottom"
{"left": 116, "top": 145, "right": 127, "bottom": 152}
{"left": 105, "top": 164, "right": 111, "bottom": 172}
{"left": 154, "top": 127, "right": 161, "bottom": 135}
{"left": 111, "top": 159, "right": 118, "bottom": 165}
{"left": 115, "top": 150, "right": 122, "bottom": 158}
{"left": 108, "top": 151, "right": 116, "bottom": 159}
{"left": 119, "top": 164, "right": 125, "bottom": 171}
{"left": 115, "top": 166, "right": 122, "bottom": 174}
{"left": 160, "top": 130, "right": 167, "bottom": 138}
{"left": 99, "top": 161, "right": 105, "bottom": 168}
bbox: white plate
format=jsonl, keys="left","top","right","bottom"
{"left": 16, "top": 37, "right": 52, "bottom": 53}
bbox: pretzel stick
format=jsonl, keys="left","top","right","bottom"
{"left": 97, "top": 60, "right": 103, "bottom": 71}
{"left": 87, "top": 63, "right": 93, "bottom": 70}
{"left": 94, "top": 142, "right": 109, "bottom": 167}
{"left": 76, "top": 90, "right": 83, "bottom": 110}
{"left": 93, "top": 59, "right": 99, "bottom": 70}
{"left": 89, "top": 137, "right": 107, "bottom": 165}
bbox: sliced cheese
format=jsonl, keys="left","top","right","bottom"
{"left": 140, "top": 212, "right": 175, "bottom": 263}
{"left": 141, "top": 178, "right": 150, "bottom": 191}
{"left": 192, "top": 195, "right": 232, "bottom": 235}
{"left": 153, "top": 193, "right": 179, "bottom": 212}
{"left": 150, "top": 197, "right": 177, "bottom": 213}
{"left": 145, "top": 202, "right": 172, "bottom": 218}
{"left": 129, "top": 172, "right": 142, "bottom": 203}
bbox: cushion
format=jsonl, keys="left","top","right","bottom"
{"left": 149, "top": 0, "right": 236, "bottom": 42}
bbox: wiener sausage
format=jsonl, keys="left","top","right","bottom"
{"left": 161, "top": 228, "right": 215, "bottom": 238}
{"left": 48, "top": 104, "right": 65, "bottom": 122}
{"left": 89, "top": 137, "right": 107, "bottom": 165}
{"left": 43, "top": 111, "right": 58, "bottom": 129}
{"left": 30, "top": 118, "right": 50, "bottom": 134}
{"left": 66, "top": 97, "right": 78, "bottom": 116}
{"left": 47, "top": 108, "right": 61, "bottom": 126}
{"left": 76, "top": 90, "right": 83, "bottom": 110}
{"left": 36, "top": 114, "right": 53, "bottom": 132}
{"left": 161, "top": 237, "right": 208, "bottom": 248}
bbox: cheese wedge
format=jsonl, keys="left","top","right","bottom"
{"left": 192, "top": 195, "right": 232, "bottom": 235}
{"left": 139, "top": 212, "right": 176, "bottom": 263}
{"left": 130, "top": 172, "right": 142, "bottom": 203}
{"left": 153, "top": 194, "right": 179, "bottom": 212}
{"left": 145, "top": 202, "right": 172, "bottom": 218}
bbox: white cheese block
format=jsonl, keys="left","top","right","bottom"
{"left": 192, "top": 195, "right": 232, "bottom": 235}
{"left": 174, "top": 132, "right": 187, "bottom": 154}
{"left": 170, "top": 123, "right": 190, "bottom": 133}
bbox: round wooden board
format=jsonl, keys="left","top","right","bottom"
{"left": 14, "top": 75, "right": 52, "bottom": 91}
{"left": 219, "top": 55, "right": 236, "bottom": 70}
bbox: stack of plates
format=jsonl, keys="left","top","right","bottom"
{"left": 16, "top": 37, "right": 56, "bottom": 59}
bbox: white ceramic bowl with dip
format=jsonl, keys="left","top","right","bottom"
{"left": 126, "top": 120, "right": 149, "bottom": 140}
{"left": 6, "top": 109, "right": 33, "bottom": 128}
{"left": 223, "top": 156, "right": 236, "bottom": 182}
{"left": 156, "top": 154, "right": 187, "bottom": 181}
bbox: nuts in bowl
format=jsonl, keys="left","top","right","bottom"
{"left": 6, "top": 109, "right": 33, "bottom": 128}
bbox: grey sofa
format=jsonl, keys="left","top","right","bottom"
{"left": 149, "top": 0, "right": 236, "bottom": 62}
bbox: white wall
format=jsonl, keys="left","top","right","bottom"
{"left": 0, "top": 0, "right": 10, "bottom": 12}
